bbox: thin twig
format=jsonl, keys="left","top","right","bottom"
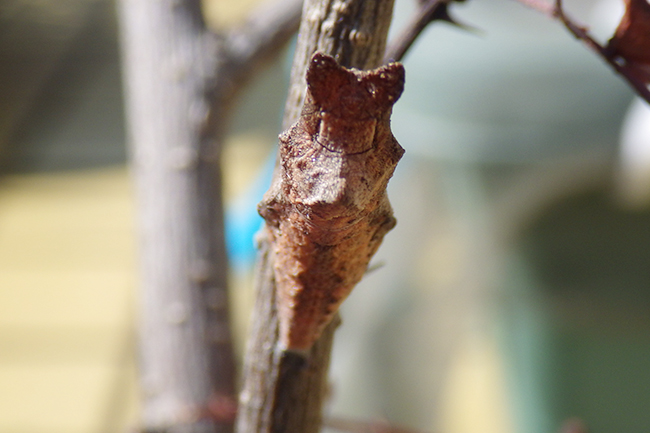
{"left": 384, "top": 0, "right": 454, "bottom": 63}
{"left": 214, "top": 0, "right": 303, "bottom": 103}
{"left": 513, "top": 0, "right": 650, "bottom": 103}
{"left": 226, "top": 0, "right": 302, "bottom": 68}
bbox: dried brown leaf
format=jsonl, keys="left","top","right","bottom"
{"left": 607, "top": 0, "right": 650, "bottom": 82}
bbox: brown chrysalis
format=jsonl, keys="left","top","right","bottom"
{"left": 258, "top": 53, "right": 405, "bottom": 354}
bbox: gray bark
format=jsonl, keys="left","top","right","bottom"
{"left": 236, "top": 1, "right": 396, "bottom": 432}
{"left": 118, "top": 0, "right": 301, "bottom": 431}
{"left": 118, "top": 1, "right": 234, "bottom": 432}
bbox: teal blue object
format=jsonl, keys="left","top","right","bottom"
{"left": 225, "top": 154, "right": 276, "bottom": 273}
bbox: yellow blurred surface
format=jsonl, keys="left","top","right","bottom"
{"left": 222, "top": 132, "right": 272, "bottom": 201}
{"left": 440, "top": 333, "right": 515, "bottom": 433}
{"left": 0, "top": 154, "right": 513, "bottom": 433}
{"left": 202, "top": 0, "right": 266, "bottom": 30}
{"left": 0, "top": 167, "right": 138, "bottom": 433}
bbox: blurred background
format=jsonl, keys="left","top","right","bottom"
{"left": 1, "top": 0, "right": 649, "bottom": 432}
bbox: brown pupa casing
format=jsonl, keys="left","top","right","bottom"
{"left": 258, "top": 53, "right": 405, "bottom": 353}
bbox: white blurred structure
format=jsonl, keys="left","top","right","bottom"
{"left": 618, "top": 99, "right": 650, "bottom": 207}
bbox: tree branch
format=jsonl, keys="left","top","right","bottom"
{"left": 118, "top": 0, "right": 236, "bottom": 431}
{"left": 512, "top": 0, "right": 650, "bottom": 103}
{"left": 384, "top": 0, "right": 465, "bottom": 63}
{"left": 236, "top": 0, "right": 399, "bottom": 432}
{"left": 119, "top": 0, "right": 304, "bottom": 431}
{"left": 213, "top": 0, "right": 304, "bottom": 105}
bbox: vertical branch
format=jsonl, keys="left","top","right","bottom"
{"left": 236, "top": 1, "right": 397, "bottom": 433}
{"left": 119, "top": 0, "right": 302, "bottom": 429}
{"left": 118, "top": 1, "right": 235, "bottom": 431}
{"left": 119, "top": 0, "right": 304, "bottom": 430}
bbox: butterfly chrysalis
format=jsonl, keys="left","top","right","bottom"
{"left": 258, "top": 53, "right": 405, "bottom": 354}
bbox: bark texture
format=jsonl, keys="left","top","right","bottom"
{"left": 118, "top": 1, "right": 234, "bottom": 432}
{"left": 236, "top": 0, "right": 398, "bottom": 432}
{"left": 119, "top": 0, "right": 303, "bottom": 431}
